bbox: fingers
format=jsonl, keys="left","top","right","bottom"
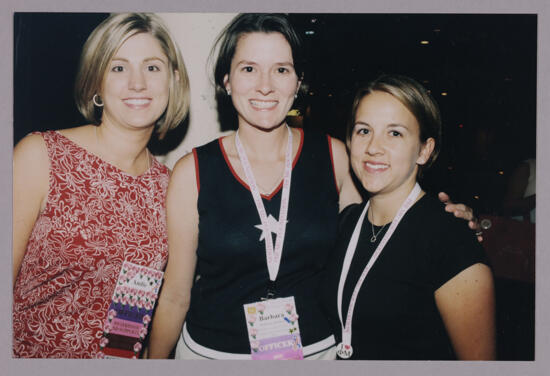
{"left": 438, "top": 191, "right": 451, "bottom": 204}
{"left": 445, "top": 205, "right": 474, "bottom": 221}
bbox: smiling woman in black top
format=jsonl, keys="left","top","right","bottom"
{"left": 321, "top": 74, "right": 496, "bottom": 360}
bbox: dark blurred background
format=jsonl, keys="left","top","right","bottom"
{"left": 14, "top": 13, "right": 536, "bottom": 360}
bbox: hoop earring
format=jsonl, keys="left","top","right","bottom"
{"left": 93, "top": 94, "right": 104, "bottom": 107}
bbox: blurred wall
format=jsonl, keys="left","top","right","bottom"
{"left": 157, "top": 13, "right": 237, "bottom": 169}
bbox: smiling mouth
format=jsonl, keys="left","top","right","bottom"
{"left": 123, "top": 98, "right": 152, "bottom": 108}
{"left": 364, "top": 162, "right": 389, "bottom": 173}
{"left": 249, "top": 100, "right": 278, "bottom": 110}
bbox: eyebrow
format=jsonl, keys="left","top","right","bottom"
{"left": 111, "top": 56, "right": 167, "bottom": 64}
{"left": 234, "top": 60, "right": 294, "bottom": 66}
{"left": 387, "top": 123, "right": 410, "bottom": 131}
{"left": 354, "top": 121, "right": 410, "bottom": 130}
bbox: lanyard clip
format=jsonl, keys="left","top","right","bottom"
{"left": 261, "top": 281, "right": 277, "bottom": 300}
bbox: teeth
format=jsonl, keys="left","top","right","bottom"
{"left": 250, "top": 100, "right": 277, "bottom": 109}
{"left": 366, "top": 162, "right": 388, "bottom": 170}
{"left": 124, "top": 99, "right": 151, "bottom": 105}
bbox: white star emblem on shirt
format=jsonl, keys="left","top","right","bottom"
{"left": 254, "top": 214, "right": 288, "bottom": 242}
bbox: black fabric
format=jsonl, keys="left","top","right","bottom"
{"left": 186, "top": 130, "right": 339, "bottom": 354}
{"left": 320, "top": 194, "right": 489, "bottom": 360}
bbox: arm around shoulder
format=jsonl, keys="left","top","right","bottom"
{"left": 148, "top": 152, "right": 199, "bottom": 358}
{"left": 329, "top": 137, "right": 362, "bottom": 212}
{"left": 13, "top": 134, "right": 50, "bottom": 286}
{"left": 434, "top": 262, "right": 496, "bottom": 360}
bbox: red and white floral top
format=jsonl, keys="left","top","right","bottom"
{"left": 13, "top": 131, "right": 169, "bottom": 358}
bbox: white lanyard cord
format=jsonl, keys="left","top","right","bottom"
{"left": 234, "top": 125, "right": 293, "bottom": 282}
{"left": 337, "top": 183, "right": 422, "bottom": 350}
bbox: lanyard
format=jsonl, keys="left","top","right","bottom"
{"left": 336, "top": 183, "right": 422, "bottom": 359}
{"left": 234, "top": 125, "right": 293, "bottom": 283}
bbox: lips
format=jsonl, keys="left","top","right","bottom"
{"left": 364, "top": 161, "right": 389, "bottom": 173}
{"left": 249, "top": 99, "right": 278, "bottom": 110}
{"left": 123, "top": 98, "right": 152, "bottom": 109}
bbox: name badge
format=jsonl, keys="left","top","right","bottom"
{"left": 243, "top": 296, "right": 303, "bottom": 360}
{"left": 98, "top": 261, "right": 164, "bottom": 359}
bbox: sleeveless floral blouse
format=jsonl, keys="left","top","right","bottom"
{"left": 13, "top": 131, "right": 169, "bottom": 358}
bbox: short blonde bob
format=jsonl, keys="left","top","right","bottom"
{"left": 74, "top": 13, "right": 189, "bottom": 138}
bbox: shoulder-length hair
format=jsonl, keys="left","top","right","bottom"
{"left": 74, "top": 13, "right": 190, "bottom": 138}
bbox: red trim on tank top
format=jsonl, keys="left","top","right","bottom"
{"left": 327, "top": 135, "right": 340, "bottom": 194}
{"left": 219, "top": 128, "right": 304, "bottom": 201}
{"left": 192, "top": 148, "right": 200, "bottom": 193}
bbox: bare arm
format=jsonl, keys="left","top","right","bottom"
{"left": 330, "top": 137, "right": 362, "bottom": 212}
{"left": 147, "top": 153, "right": 199, "bottom": 358}
{"left": 13, "top": 134, "right": 49, "bottom": 286}
{"left": 434, "top": 263, "right": 496, "bottom": 360}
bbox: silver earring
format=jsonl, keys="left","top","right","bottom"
{"left": 294, "top": 93, "right": 298, "bottom": 99}
{"left": 226, "top": 88, "right": 231, "bottom": 96}
{"left": 93, "top": 94, "right": 104, "bottom": 107}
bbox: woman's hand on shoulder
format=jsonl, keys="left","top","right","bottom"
{"left": 438, "top": 192, "right": 482, "bottom": 242}
{"left": 330, "top": 137, "right": 362, "bottom": 212}
{"left": 13, "top": 134, "right": 50, "bottom": 286}
{"left": 435, "top": 263, "right": 496, "bottom": 360}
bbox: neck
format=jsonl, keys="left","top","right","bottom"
{"left": 96, "top": 122, "right": 153, "bottom": 171}
{"left": 368, "top": 181, "right": 423, "bottom": 226}
{"left": 237, "top": 123, "right": 289, "bottom": 162}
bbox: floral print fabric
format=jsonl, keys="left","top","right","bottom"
{"left": 13, "top": 131, "right": 169, "bottom": 358}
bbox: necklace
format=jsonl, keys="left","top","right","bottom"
{"left": 369, "top": 208, "right": 388, "bottom": 243}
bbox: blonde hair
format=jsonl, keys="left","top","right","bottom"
{"left": 74, "top": 13, "right": 189, "bottom": 138}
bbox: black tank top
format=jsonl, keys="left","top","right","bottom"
{"left": 186, "top": 129, "right": 339, "bottom": 354}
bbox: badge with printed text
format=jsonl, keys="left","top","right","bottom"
{"left": 97, "top": 261, "right": 164, "bottom": 359}
{"left": 243, "top": 296, "right": 303, "bottom": 360}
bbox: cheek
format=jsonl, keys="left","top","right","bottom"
{"left": 228, "top": 72, "right": 254, "bottom": 93}
{"left": 349, "top": 137, "right": 362, "bottom": 157}
{"left": 280, "top": 78, "right": 299, "bottom": 96}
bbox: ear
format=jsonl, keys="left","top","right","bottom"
{"left": 417, "top": 137, "right": 435, "bottom": 165}
{"left": 223, "top": 74, "right": 230, "bottom": 93}
{"left": 174, "top": 69, "right": 180, "bottom": 82}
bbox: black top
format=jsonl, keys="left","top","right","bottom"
{"left": 320, "top": 194, "right": 489, "bottom": 360}
{"left": 186, "top": 130, "right": 339, "bottom": 354}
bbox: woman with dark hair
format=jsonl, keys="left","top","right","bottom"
{"left": 148, "top": 14, "right": 478, "bottom": 360}
{"left": 13, "top": 13, "right": 190, "bottom": 358}
{"left": 321, "top": 75, "right": 495, "bottom": 360}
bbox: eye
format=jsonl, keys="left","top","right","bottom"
{"left": 111, "top": 66, "right": 124, "bottom": 72}
{"left": 355, "top": 126, "right": 370, "bottom": 136}
{"left": 389, "top": 130, "right": 402, "bottom": 137}
{"left": 277, "top": 67, "right": 290, "bottom": 74}
{"left": 147, "top": 65, "right": 160, "bottom": 72}
{"left": 242, "top": 66, "right": 254, "bottom": 73}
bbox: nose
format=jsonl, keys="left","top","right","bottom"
{"left": 129, "top": 67, "right": 146, "bottom": 91}
{"left": 256, "top": 71, "right": 274, "bottom": 95}
{"left": 366, "top": 132, "right": 384, "bottom": 155}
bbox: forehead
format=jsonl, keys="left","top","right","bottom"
{"left": 356, "top": 91, "right": 418, "bottom": 125}
{"left": 113, "top": 32, "right": 167, "bottom": 59}
{"left": 233, "top": 32, "right": 293, "bottom": 63}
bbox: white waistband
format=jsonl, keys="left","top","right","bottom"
{"left": 182, "top": 323, "right": 335, "bottom": 360}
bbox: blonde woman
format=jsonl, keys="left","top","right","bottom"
{"left": 13, "top": 13, "right": 189, "bottom": 358}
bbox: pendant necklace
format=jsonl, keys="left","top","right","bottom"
{"left": 369, "top": 208, "right": 388, "bottom": 243}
